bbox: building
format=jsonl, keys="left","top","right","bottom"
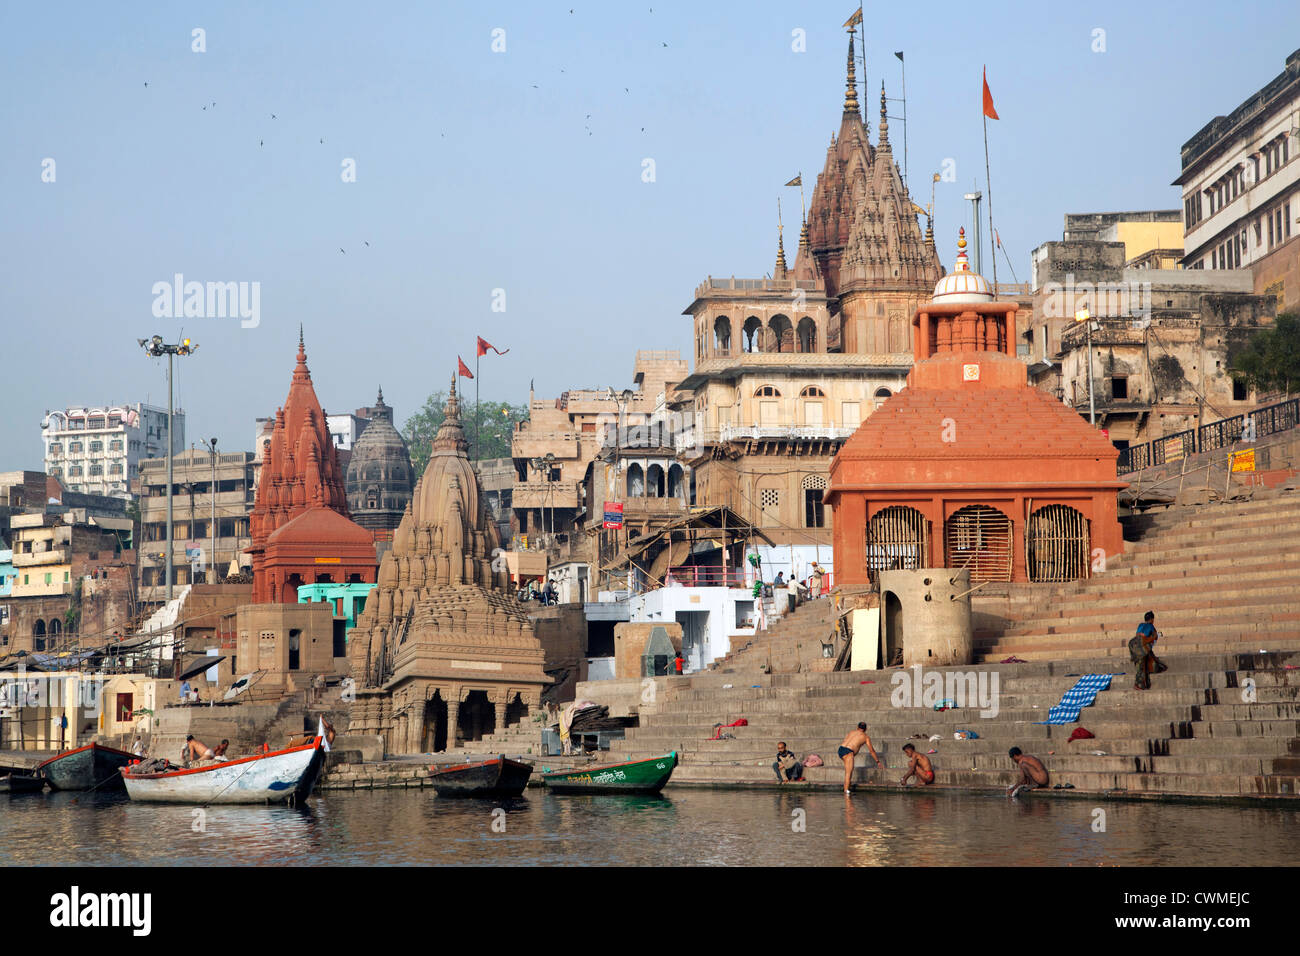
{"left": 473, "top": 457, "right": 515, "bottom": 545}
{"left": 510, "top": 351, "right": 690, "bottom": 559}
{"left": 136, "top": 449, "right": 257, "bottom": 603}
{"left": 672, "top": 37, "right": 940, "bottom": 577}
{"left": 347, "top": 380, "right": 550, "bottom": 754}
{"left": 245, "top": 332, "right": 376, "bottom": 605}
{"left": 826, "top": 231, "right": 1125, "bottom": 588}
{"left": 344, "top": 388, "right": 415, "bottom": 541}
{"left": 1174, "top": 48, "right": 1300, "bottom": 308}
{"left": 1062, "top": 210, "right": 1184, "bottom": 268}
{"left": 42, "top": 403, "right": 183, "bottom": 499}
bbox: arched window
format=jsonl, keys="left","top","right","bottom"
{"left": 754, "top": 385, "right": 781, "bottom": 397}
{"left": 797, "top": 317, "right": 817, "bottom": 352}
{"left": 668, "top": 464, "right": 685, "bottom": 500}
{"left": 49, "top": 618, "right": 62, "bottom": 637}
{"left": 768, "top": 315, "right": 793, "bottom": 353}
{"left": 1027, "top": 504, "right": 1090, "bottom": 582}
{"left": 873, "top": 387, "right": 893, "bottom": 410}
{"left": 713, "top": 316, "right": 732, "bottom": 355}
{"left": 627, "top": 463, "right": 645, "bottom": 498}
{"left": 800, "top": 386, "right": 825, "bottom": 397}
{"left": 800, "top": 386, "right": 825, "bottom": 426}
{"left": 866, "top": 506, "right": 930, "bottom": 578}
{"left": 742, "top": 317, "right": 763, "bottom": 353}
{"left": 944, "top": 505, "right": 1013, "bottom": 583}
{"left": 646, "top": 464, "right": 666, "bottom": 498}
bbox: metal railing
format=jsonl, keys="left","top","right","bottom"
{"left": 1117, "top": 396, "right": 1300, "bottom": 475}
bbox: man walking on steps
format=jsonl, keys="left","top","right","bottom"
{"left": 1129, "top": 610, "right": 1166, "bottom": 691}
{"left": 838, "top": 722, "right": 883, "bottom": 794}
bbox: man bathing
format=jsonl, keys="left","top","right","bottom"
{"left": 900, "top": 743, "right": 935, "bottom": 786}
{"left": 838, "top": 722, "right": 883, "bottom": 793}
{"left": 1007, "top": 747, "right": 1049, "bottom": 796}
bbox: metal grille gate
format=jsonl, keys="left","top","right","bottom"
{"left": 1026, "top": 504, "right": 1090, "bottom": 583}
{"left": 866, "top": 506, "right": 930, "bottom": 580}
{"left": 944, "top": 505, "right": 1012, "bottom": 583}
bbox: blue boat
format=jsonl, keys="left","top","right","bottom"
{"left": 38, "top": 742, "right": 134, "bottom": 791}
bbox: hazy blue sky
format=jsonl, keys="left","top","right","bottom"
{"left": 3, "top": 1, "right": 1298, "bottom": 470}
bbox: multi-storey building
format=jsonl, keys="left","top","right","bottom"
{"left": 136, "top": 449, "right": 257, "bottom": 602}
{"left": 1174, "top": 48, "right": 1300, "bottom": 309}
{"left": 42, "top": 403, "right": 183, "bottom": 499}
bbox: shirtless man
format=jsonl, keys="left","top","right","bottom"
{"left": 899, "top": 743, "right": 935, "bottom": 786}
{"left": 838, "top": 722, "right": 883, "bottom": 793}
{"left": 1007, "top": 747, "right": 1049, "bottom": 796}
{"left": 183, "top": 734, "right": 214, "bottom": 765}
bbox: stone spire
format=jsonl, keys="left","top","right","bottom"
{"left": 844, "top": 33, "right": 860, "bottom": 116}
{"left": 774, "top": 198, "right": 788, "bottom": 279}
{"left": 878, "top": 83, "right": 889, "bottom": 147}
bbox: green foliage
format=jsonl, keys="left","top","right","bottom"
{"left": 404, "top": 391, "right": 529, "bottom": 478}
{"left": 1230, "top": 311, "right": 1300, "bottom": 397}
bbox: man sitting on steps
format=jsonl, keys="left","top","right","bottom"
{"left": 774, "top": 741, "right": 804, "bottom": 783}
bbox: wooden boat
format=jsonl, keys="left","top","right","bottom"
{"left": 122, "top": 737, "right": 325, "bottom": 805}
{"left": 542, "top": 751, "right": 677, "bottom": 794}
{"left": 37, "top": 742, "right": 134, "bottom": 792}
{"left": 0, "top": 773, "right": 45, "bottom": 794}
{"left": 429, "top": 756, "right": 533, "bottom": 797}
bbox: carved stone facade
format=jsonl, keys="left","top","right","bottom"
{"left": 347, "top": 380, "right": 549, "bottom": 754}
{"left": 344, "top": 388, "right": 414, "bottom": 537}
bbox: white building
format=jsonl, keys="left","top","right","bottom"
{"left": 326, "top": 413, "right": 369, "bottom": 451}
{"left": 42, "top": 404, "right": 183, "bottom": 499}
{"left": 1175, "top": 49, "right": 1300, "bottom": 271}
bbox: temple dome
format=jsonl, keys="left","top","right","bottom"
{"left": 932, "top": 227, "right": 993, "bottom": 304}
{"left": 345, "top": 387, "right": 415, "bottom": 533}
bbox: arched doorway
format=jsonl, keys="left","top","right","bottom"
{"left": 1027, "top": 504, "right": 1090, "bottom": 582}
{"left": 713, "top": 316, "right": 731, "bottom": 354}
{"left": 742, "top": 316, "right": 763, "bottom": 353}
{"left": 797, "top": 317, "right": 817, "bottom": 352}
{"left": 627, "top": 463, "right": 644, "bottom": 497}
{"left": 427, "top": 692, "right": 449, "bottom": 752}
{"left": 646, "top": 464, "right": 665, "bottom": 498}
{"left": 667, "top": 464, "right": 685, "bottom": 500}
{"left": 33, "top": 618, "right": 46, "bottom": 652}
{"left": 458, "top": 690, "right": 495, "bottom": 742}
{"left": 866, "top": 506, "right": 929, "bottom": 580}
{"left": 768, "top": 315, "right": 793, "bottom": 352}
{"left": 945, "top": 505, "right": 1013, "bottom": 583}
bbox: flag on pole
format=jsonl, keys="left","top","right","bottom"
{"left": 457, "top": 357, "right": 474, "bottom": 378}
{"left": 477, "top": 336, "right": 509, "bottom": 357}
{"left": 982, "top": 67, "right": 999, "bottom": 120}
{"left": 784, "top": 175, "right": 801, "bottom": 187}
{"left": 894, "top": 51, "right": 904, "bottom": 61}
{"left": 995, "top": 229, "right": 1003, "bottom": 248}
{"left": 843, "top": 6, "right": 862, "bottom": 28}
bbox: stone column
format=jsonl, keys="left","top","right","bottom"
{"left": 493, "top": 696, "right": 508, "bottom": 735}
{"left": 446, "top": 700, "right": 460, "bottom": 749}
{"left": 406, "top": 700, "right": 424, "bottom": 754}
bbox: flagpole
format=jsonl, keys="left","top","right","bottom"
{"left": 900, "top": 54, "right": 908, "bottom": 193}
{"left": 983, "top": 110, "right": 998, "bottom": 293}
{"left": 475, "top": 352, "right": 481, "bottom": 462}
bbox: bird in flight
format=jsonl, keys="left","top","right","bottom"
{"left": 271, "top": 113, "right": 277, "bottom": 119}
{"left": 259, "top": 139, "right": 264, "bottom": 147}
{"left": 320, "top": 137, "right": 325, "bottom": 144}
{"left": 363, "top": 241, "right": 370, "bottom": 247}
{"left": 143, "top": 81, "right": 148, "bottom": 87}
{"left": 339, "top": 248, "right": 346, "bottom": 254}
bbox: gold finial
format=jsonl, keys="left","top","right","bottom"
{"left": 878, "top": 83, "right": 889, "bottom": 143}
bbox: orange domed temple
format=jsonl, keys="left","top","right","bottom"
{"left": 247, "top": 332, "right": 377, "bottom": 603}
{"left": 826, "top": 231, "right": 1126, "bottom": 587}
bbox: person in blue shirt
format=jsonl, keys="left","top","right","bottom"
{"left": 1129, "top": 610, "right": 1164, "bottom": 690}
{"left": 179, "top": 679, "right": 191, "bottom": 702}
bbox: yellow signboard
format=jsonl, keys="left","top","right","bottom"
{"left": 1231, "top": 449, "right": 1256, "bottom": 473}
{"left": 1162, "top": 436, "right": 1185, "bottom": 463}
{"left": 313, "top": 557, "right": 341, "bottom": 564}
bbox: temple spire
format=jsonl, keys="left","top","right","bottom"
{"left": 878, "top": 83, "right": 889, "bottom": 146}
{"left": 844, "top": 33, "right": 860, "bottom": 115}
{"left": 774, "top": 198, "right": 788, "bottom": 279}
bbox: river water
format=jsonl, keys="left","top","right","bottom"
{"left": 1, "top": 788, "right": 1296, "bottom": 866}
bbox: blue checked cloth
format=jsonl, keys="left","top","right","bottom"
{"left": 1037, "top": 674, "right": 1114, "bottom": 724}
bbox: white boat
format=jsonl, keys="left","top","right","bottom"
{"left": 122, "top": 736, "right": 326, "bottom": 805}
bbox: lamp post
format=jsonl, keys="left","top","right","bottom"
{"left": 202, "top": 437, "right": 218, "bottom": 584}
{"left": 1074, "top": 308, "right": 1096, "bottom": 426}
{"left": 963, "top": 191, "right": 983, "bottom": 275}
{"left": 138, "top": 335, "right": 198, "bottom": 604}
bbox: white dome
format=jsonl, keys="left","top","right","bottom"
{"left": 932, "top": 228, "right": 993, "bottom": 303}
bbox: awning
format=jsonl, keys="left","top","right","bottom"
{"left": 177, "top": 655, "right": 226, "bottom": 682}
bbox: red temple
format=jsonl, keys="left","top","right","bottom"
{"left": 247, "top": 332, "right": 377, "bottom": 603}
{"left": 826, "top": 230, "right": 1126, "bottom": 587}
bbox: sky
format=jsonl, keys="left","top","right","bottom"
{"left": 3, "top": 1, "right": 1299, "bottom": 470}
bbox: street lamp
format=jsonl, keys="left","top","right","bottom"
{"left": 202, "top": 437, "right": 218, "bottom": 584}
{"left": 139, "top": 335, "right": 198, "bottom": 604}
{"left": 1074, "top": 308, "right": 1096, "bottom": 426}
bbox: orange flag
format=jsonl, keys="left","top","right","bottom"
{"left": 477, "top": 335, "right": 509, "bottom": 357}
{"left": 457, "top": 356, "right": 474, "bottom": 378}
{"left": 982, "top": 67, "right": 999, "bottom": 120}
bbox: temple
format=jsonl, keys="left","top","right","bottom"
{"left": 246, "top": 331, "right": 377, "bottom": 603}
{"left": 826, "top": 230, "right": 1126, "bottom": 587}
{"left": 346, "top": 379, "right": 549, "bottom": 754}
{"left": 345, "top": 387, "right": 415, "bottom": 543}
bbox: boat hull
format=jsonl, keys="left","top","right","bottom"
{"left": 542, "top": 752, "right": 677, "bottom": 794}
{"left": 38, "top": 743, "right": 133, "bottom": 792}
{"left": 0, "top": 773, "right": 45, "bottom": 794}
{"left": 122, "top": 740, "right": 325, "bottom": 805}
{"left": 430, "top": 757, "right": 533, "bottom": 797}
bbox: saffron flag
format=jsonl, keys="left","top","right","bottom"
{"left": 843, "top": 6, "right": 862, "bottom": 28}
{"left": 982, "top": 67, "right": 999, "bottom": 120}
{"left": 784, "top": 175, "right": 801, "bottom": 187}
{"left": 457, "top": 357, "right": 474, "bottom": 378}
{"left": 995, "top": 229, "right": 1003, "bottom": 248}
{"left": 477, "top": 336, "right": 509, "bottom": 357}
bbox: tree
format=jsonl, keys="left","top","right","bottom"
{"left": 404, "top": 391, "right": 529, "bottom": 478}
{"left": 1231, "top": 311, "right": 1300, "bottom": 398}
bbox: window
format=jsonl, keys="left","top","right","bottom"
{"left": 754, "top": 385, "right": 781, "bottom": 397}
{"left": 759, "top": 488, "right": 781, "bottom": 526}
{"left": 116, "top": 693, "right": 133, "bottom": 722}
{"left": 1233, "top": 379, "right": 1248, "bottom": 401}
{"left": 89, "top": 441, "right": 103, "bottom": 453}
{"left": 802, "top": 475, "right": 827, "bottom": 528}
{"left": 1112, "top": 376, "right": 1128, "bottom": 400}
{"left": 69, "top": 441, "right": 83, "bottom": 453}
{"left": 799, "top": 386, "right": 825, "bottom": 397}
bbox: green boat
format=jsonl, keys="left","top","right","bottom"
{"left": 542, "top": 751, "right": 677, "bottom": 794}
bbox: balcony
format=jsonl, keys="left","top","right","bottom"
{"left": 623, "top": 496, "right": 689, "bottom": 516}
{"left": 12, "top": 548, "right": 70, "bottom": 568}
{"left": 677, "top": 424, "right": 856, "bottom": 451}
{"left": 512, "top": 480, "right": 581, "bottom": 510}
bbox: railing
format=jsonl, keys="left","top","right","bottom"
{"left": 664, "top": 566, "right": 757, "bottom": 588}
{"left": 1117, "top": 396, "right": 1300, "bottom": 475}
{"left": 676, "top": 424, "right": 856, "bottom": 450}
